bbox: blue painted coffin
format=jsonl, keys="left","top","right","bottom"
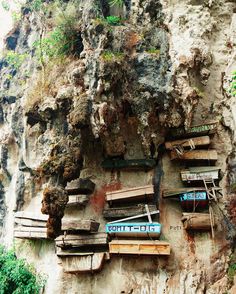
{"left": 106, "top": 222, "right": 161, "bottom": 237}
{"left": 179, "top": 191, "right": 208, "bottom": 211}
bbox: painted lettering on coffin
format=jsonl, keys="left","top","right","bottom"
{"left": 106, "top": 223, "right": 161, "bottom": 234}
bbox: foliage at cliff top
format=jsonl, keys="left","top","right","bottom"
{"left": 230, "top": 71, "right": 236, "bottom": 97}
{"left": 0, "top": 246, "right": 46, "bottom": 294}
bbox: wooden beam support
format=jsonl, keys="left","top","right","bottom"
{"left": 165, "top": 136, "right": 210, "bottom": 150}
{"left": 170, "top": 150, "right": 218, "bottom": 161}
{"left": 109, "top": 240, "right": 170, "bottom": 255}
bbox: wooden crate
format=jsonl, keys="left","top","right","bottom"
{"left": 15, "top": 211, "right": 47, "bottom": 227}
{"left": 106, "top": 185, "right": 154, "bottom": 203}
{"left": 109, "top": 240, "right": 170, "bottom": 255}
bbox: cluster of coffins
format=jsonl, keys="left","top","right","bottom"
{"left": 164, "top": 121, "right": 220, "bottom": 235}
{"left": 104, "top": 185, "right": 170, "bottom": 256}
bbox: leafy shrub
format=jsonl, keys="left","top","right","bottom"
{"left": 0, "top": 246, "right": 45, "bottom": 294}
{"left": 34, "top": 18, "right": 81, "bottom": 60}
{"left": 106, "top": 15, "right": 122, "bottom": 25}
{"left": 230, "top": 71, "right": 236, "bottom": 97}
{"left": 5, "top": 51, "right": 27, "bottom": 70}
{"left": 146, "top": 48, "right": 160, "bottom": 55}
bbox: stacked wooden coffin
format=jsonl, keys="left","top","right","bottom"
{"left": 14, "top": 211, "right": 48, "bottom": 239}
{"left": 104, "top": 185, "right": 170, "bottom": 256}
{"left": 55, "top": 218, "right": 109, "bottom": 273}
{"left": 65, "top": 178, "right": 95, "bottom": 208}
{"left": 164, "top": 121, "right": 220, "bottom": 234}
{"left": 55, "top": 178, "right": 110, "bottom": 273}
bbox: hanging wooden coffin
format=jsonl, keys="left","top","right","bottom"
{"left": 170, "top": 150, "right": 218, "bottom": 161}
{"left": 181, "top": 213, "right": 215, "bottom": 231}
{"left": 61, "top": 253, "right": 105, "bottom": 273}
{"left": 163, "top": 188, "right": 206, "bottom": 198}
{"left": 106, "top": 185, "right": 154, "bottom": 203}
{"left": 14, "top": 211, "right": 47, "bottom": 227}
{"left": 61, "top": 219, "right": 100, "bottom": 233}
{"left": 109, "top": 240, "right": 170, "bottom": 255}
{"left": 103, "top": 204, "right": 157, "bottom": 219}
{"left": 101, "top": 159, "right": 156, "bottom": 170}
{"left": 14, "top": 226, "right": 48, "bottom": 239}
{"left": 169, "top": 121, "right": 218, "bottom": 138}
{"left": 66, "top": 178, "right": 95, "bottom": 195}
{"left": 165, "top": 136, "right": 210, "bottom": 150}
{"left": 180, "top": 191, "right": 208, "bottom": 211}
{"left": 106, "top": 222, "right": 161, "bottom": 237}
{"left": 180, "top": 166, "right": 220, "bottom": 182}
{"left": 55, "top": 233, "right": 108, "bottom": 248}
{"left": 66, "top": 195, "right": 89, "bottom": 207}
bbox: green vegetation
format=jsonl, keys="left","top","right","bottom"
{"left": 106, "top": 15, "right": 122, "bottom": 26}
{"left": 0, "top": 246, "right": 46, "bottom": 294}
{"left": 5, "top": 51, "right": 27, "bottom": 70}
{"left": 146, "top": 48, "right": 160, "bottom": 55}
{"left": 108, "top": 0, "right": 124, "bottom": 7}
{"left": 101, "top": 50, "right": 124, "bottom": 62}
{"left": 1, "top": 0, "right": 10, "bottom": 11}
{"left": 228, "top": 254, "right": 236, "bottom": 283}
{"left": 230, "top": 71, "right": 236, "bottom": 97}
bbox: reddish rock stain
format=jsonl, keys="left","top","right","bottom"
{"left": 186, "top": 231, "right": 196, "bottom": 254}
{"left": 90, "top": 182, "right": 122, "bottom": 213}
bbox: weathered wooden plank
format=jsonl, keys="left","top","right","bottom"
{"left": 66, "top": 178, "right": 95, "bottom": 195}
{"left": 109, "top": 240, "right": 170, "bottom": 255}
{"left": 106, "top": 222, "right": 161, "bottom": 237}
{"left": 66, "top": 195, "right": 89, "bottom": 207}
{"left": 62, "top": 253, "right": 105, "bottom": 273}
{"left": 169, "top": 121, "right": 218, "bottom": 138}
{"left": 101, "top": 159, "right": 156, "bottom": 170}
{"left": 14, "top": 229, "right": 48, "bottom": 239}
{"left": 14, "top": 218, "right": 46, "bottom": 227}
{"left": 163, "top": 188, "right": 206, "bottom": 198}
{"left": 180, "top": 167, "right": 220, "bottom": 182}
{"left": 170, "top": 150, "right": 218, "bottom": 161}
{"left": 61, "top": 219, "right": 100, "bottom": 232}
{"left": 165, "top": 136, "right": 210, "bottom": 150}
{"left": 55, "top": 233, "right": 108, "bottom": 248}
{"left": 108, "top": 210, "right": 159, "bottom": 224}
{"left": 181, "top": 213, "right": 215, "bottom": 230}
{"left": 14, "top": 211, "right": 48, "bottom": 221}
{"left": 103, "top": 204, "right": 157, "bottom": 219}
{"left": 15, "top": 226, "right": 47, "bottom": 232}
{"left": 106, "top": 185, "right": 154, "bottom": 202}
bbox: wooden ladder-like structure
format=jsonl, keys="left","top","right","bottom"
{"left": 203, "top": 178, "right": 222, "bottom": 238}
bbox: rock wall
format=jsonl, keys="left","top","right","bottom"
{"left": 0, "top": 0, "right": 236, "bottom": 293}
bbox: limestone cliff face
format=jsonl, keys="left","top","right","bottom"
{"left": 0, "top": 0, "right": 236, "bottom": 293}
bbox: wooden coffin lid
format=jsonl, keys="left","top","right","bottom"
{"left": 165, "top": 136, "right": 210, "bottom": 150}
{"left": 66, "top": 178, "right": 95, "bottom": 195}
{"left": 163, "top": 187, "right": 206, "bottom": 198}
{"left": 170, "top": 150, "right": 218, "bottom": 161}
{"left": 61, "top": 219, "right": 100, "bottom": 232}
